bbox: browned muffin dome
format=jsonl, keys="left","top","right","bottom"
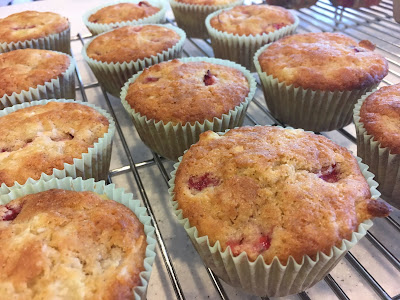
{"left": 210, "top": 5, "right": 295, "bottom": 36}
{"left": 86, "top": 25, "right": 180, "bottom": 63}
{"left": 0, "top": 49, "right": 70, "bottom": 97}
{"left": 88, "top": 2, "right": 160, "bottom": 24}
{"left": 175, "top": 0, "right": 238, "bottom": 5}
{"left": 174, "top": 126, "right": 390, "bottom": 264}
{"left": 360, "top": 84, "right": 400, "bottom": 154}
{"left": 0, "top": 11, "right": 69, "bottom": 44}
{"left": 125, "top": 59, "right": 250, "bottom": 124}
{"left": 258, "top": 32, "right": 388, "bottom": 91}
{"left": 0, "top": 102, "right": 109, "bottom": 186}
{"left": 0, "top": 189, "right": 147, "bottom": 299}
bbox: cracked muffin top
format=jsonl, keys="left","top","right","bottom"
{"left": 258, "top": 32, "right": 388, "bottom": 91}
{"left": 210, "top": 5, "right": 295, "bottom": 36}
{"left": 125, "top": 59, "right": 250, "bottom": 124}
{"left": 360, "top": 83, "right": 400, "bottom": 154}
{"left": 88, "top": 2, "right": 160, "bottom": 24}
{"left": 0, "top": 102, "right": 109, "bottom": 186}
{"left": 86, "top": 25, "right": 181, "bottom": 63}
{"left": 0, "top": 49, "right": 70, "bottom": 97}
{"left": 0, "top": 11, "right": 69, "bottom": 44}
{"left": 0, "top": 189, "right": 147, "bottom": 299}
{"left": 173, "top": 126, "right": 391, "bottom": 264}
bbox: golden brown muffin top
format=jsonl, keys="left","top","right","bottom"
{"left": 175, "top": 0, "right": 238, "bottom": 5}
{"left": 258, "top": 32, "right": 388, "bottom": 91}
{"left": 0, "top": 102, "right": 109, "bottom": 187}
{"left": 0, "top": 11, "right": 69, "bottom": 44}
{"left": 88, "top": 2, "right": 160, "bottom": 24}
{"left": 125, "top": 59, "right": 250, "bottom": 124}
{"left": 86, "top": 25, "right": 180, "bottom": 63}
{"left": 360, "top": 84, "right": 400, "bottom": 154}
{"left": 0, "top": 189, "right": 147, "bottom": 299}
{"left": 0, "top": 49, "right": 70, "bottom": 97}
{"left": 210, "top": 5, "right": 295, "bottom": 36}
{"left": 174, "top": 126, "right": 391, "bottom": 264}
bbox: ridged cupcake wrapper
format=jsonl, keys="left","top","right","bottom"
{"left": 206, "top": 10, "right": 299, "bottom": 72}
{"left": 0, "top": 26, "right": 71, "bottom": 54}
{"left": 82, "top": 24, "right": 186, "bottom": 98}
{"left": 168, "top": 126, "right": 379, "bottom": 297}
{"left": 354, "top": 92, "right": 400, "bottom": 208}
{"left": 254, "top": 44, "right": 378, "bottom": 132}
{"left": 83, "top": 0, "right": 168, "bottom": 35}
{"left": 0, "top": 52, "right": 76, "bottom": 109}
{"left": 0, "top": 99, "right": 116, "bottom": 193}
{"left": 0, "top": 176, "right": 156, "bottom": 300}
{"left": 170, "top": 0, "right": 243, "bottom": 39}
{"left": 120, "top": 56, "right": 256, "bottom": 161}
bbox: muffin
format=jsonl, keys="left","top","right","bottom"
{"left": 0, "top": 49, "right": 75, "bottom": 108}
{"left": 206, "top": 5, "right": 298, "bottom": 71}
{"left": 0, "top": 100, "right": 115, "bottom": 188}
{"left": 83, "top": 24, "right": 185, "bottom": 97}
{"left": 394, "top": 0, "right": 400, "bottom": 23}
{"left": 170, "top": 125, "right": 390, "bottom": 296}
{"left": 329, "top": 0, "right": 381, "bottom": 8}
{"left": 0, "top": 177, "right": 156, "bottom": 299}
{"left": 265, "top": 0, "right": 318, "bottom": 9}
{"left": 0, "top": 11, "right": 70, "bottom": 54}
{"left": 120, "top": 57, "right": 256, "bottom": 161}
{"left": 170, "top": 0, "right": 243, "bottom": 38}
{"left": 354, "top": 84, "right": 400, "bottom": 208}
{"left": 254, "top": 32, "right": 388, "bottom": 132}
{"left": 83, "top": 0, "right": 167, "bottom": 35}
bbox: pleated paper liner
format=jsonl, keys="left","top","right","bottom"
{"left": 254, "top": 43, "right": 378, "bottom": 132}
{"left": 120, "top": 56, "right": 257, "bottom": 161}
{"left": 170, "top": 0, "right": 243, "bottom": 39}
{"left": 0, "top": 99, "right": 116, "bottom": 193}
{"left": 205, "top": 9, "right": 299, "bottom": 72}
{"left": 354, "top": 92, "right": 400, "bottom": 209}
{"left": 0, "top": 26, "right": 71, "bottom": 54}
{"left": 168, "top": 126, "right": 380, "bottom": 297}
{"left": 83, "top": 0, "right": 168, "bottom": 35}
{"left": 0, "top": 52, "right": 76, "bottom": 109}
{"left": 0, "top": 176, "right": 156, "bottom": 300}
{"left": 82, "top": 24, "right": 186, "bottom": 98}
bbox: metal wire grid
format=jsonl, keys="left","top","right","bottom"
{"left": 70, "top": 0, "right": 400, "bottom": 299}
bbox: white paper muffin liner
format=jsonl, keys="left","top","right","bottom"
{"left": 0, "top": 51, "right": 76, "bottom": 109}
{"left": 170, "top": 0, "right": 243, "bottom": 39}
{"left": 120, "top": 56, "right": 257, "bottom": 161}
{"left": 83, "top": 0, "right": 168, "bottom": 35}
{"left": 0, "top": 26, "right": 71, "bottom": 54}
{"left": 354, "top": 92, "right": 400, "bottom": 208}
{"left": 206, "top": 9, "right": 299, "bottom": 72}
{"left": 82, "top": 24, "right": 186, "bottom": 97}
{"left": 168, "top": 126, "right": 379, "bottom": 297}
{"left": 254, "top": 43, "right": 378, "bottom": 132}
{"left": 0, "top": 99, "right": 116, "bottom": 193}
{"left": 0, "top": 176, "right": 156, "bottom": 300}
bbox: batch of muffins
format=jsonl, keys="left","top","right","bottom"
{"left": 0, "top": 0, "right": 398, "bottom": 298}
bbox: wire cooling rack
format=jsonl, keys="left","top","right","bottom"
{"left": 69, "top": 0, "right": 400, "bottom": 298}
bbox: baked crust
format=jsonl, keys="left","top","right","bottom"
{"left": 258, "top": 32, "right": 388, "bottom": 91}
{"left": 0, "top": 102, "right": 109, "bottom": 186}
{"left": 125, "top": 59, "right": 250, "bottom": 124}
{"left": 210, "top": 5, "right": 295, "bottom": 36}
{"left": 174, "top": 126, "right": 391, "bottom": 264}
{"left": 0, "top": 11, "right": 69, "bottom": 44}
{"left": 0, "top": 189, "right": 147, "bottom": 299}
{"left": 88, "top": 2, "right": 160, "bottom": 24}
{"left": 360, "top": 84, "right": 400, "bottom": 154}
{"left": 0, "top": 49, "right": 70, "bottom": 97}
{"left": 86, "top": 25, "right": 180, "bottom": 63}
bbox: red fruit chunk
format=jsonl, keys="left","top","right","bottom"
{"left": 0, "top": 148, "right": 9, "bottom": 153}
{"left": 258, "top": 235, "right": 271, "bottom": 252}
{"left": 144, "top": 77, "right": 160, "bottom": 83}
{"left": 188, "top": 173, "right": 220, "bottom": 191}
{"left": 319, "top": 164, "right": 340, "bottom": 183}
{"left": 272, "top": 23, "right": 286, "bottom": 30}
{"left": 138, "top": 1, "right": 150, "bottom": 6}
{"left": 203, "top": 70, "right": 217, "bottom": 86}
{"left": 1, "top": 204, "right": 22, "bottom": 221}
{"left": 226, "top": 239, "right": 243, "bottom": 256}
